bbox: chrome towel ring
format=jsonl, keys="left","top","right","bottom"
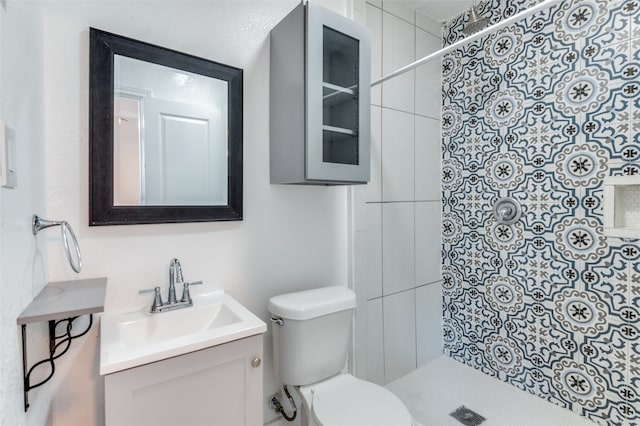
{"left": 32, "top": 215, "right": 82, "bottom": 273}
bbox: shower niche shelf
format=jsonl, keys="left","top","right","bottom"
{"left": 603, "top": 176, "right": 640, "bottom": 239}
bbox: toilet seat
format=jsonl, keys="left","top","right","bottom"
{"left": 305, "top": 374, "right": 413, "bottom": 426}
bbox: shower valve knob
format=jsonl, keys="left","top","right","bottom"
{"left": 493, "top": 197, "right": 522, "bottom": 225}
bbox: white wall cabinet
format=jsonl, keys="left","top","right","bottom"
{"left": 270, "top": 2, "right": 371, "bottom": 185}
{"left": 105, "top": 335, "right": 263, "bottom": 426}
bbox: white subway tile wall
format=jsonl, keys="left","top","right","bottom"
{"left": 353, "top": 0, "right": 443, "bottom": 386}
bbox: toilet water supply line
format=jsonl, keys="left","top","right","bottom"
{"left": 269, "top": 385, "right": 297, "bottom": 421}
{"left": 370, "top": 0, "right": 564, "bottom": 87}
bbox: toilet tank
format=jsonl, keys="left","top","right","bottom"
{"left": 268, "top": 286, "right": 356, "bottom": 386}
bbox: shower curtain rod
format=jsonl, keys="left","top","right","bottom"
{"left": 371, "top": 0, "right": 564, "bottom": 87}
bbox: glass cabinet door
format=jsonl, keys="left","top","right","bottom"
{"left": 322, "top": 26, "right": 359, "bottom": 166}
{"left": 307, "top": 3, "right": 370, "bottom": 183}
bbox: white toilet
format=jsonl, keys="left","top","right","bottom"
{"left": 268, "top": 286, "right": 414, "bottom": 426}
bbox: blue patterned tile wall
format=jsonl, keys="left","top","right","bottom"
{"left": 441, "top": 0, "right": 640, "bottom": 424}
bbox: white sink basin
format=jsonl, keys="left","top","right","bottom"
{"left": 100, "top": 290, "right": 266, "bottom": 375}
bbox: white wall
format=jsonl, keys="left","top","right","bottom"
{"left": 0, "top": 1, "right": 352, "bottom": 425}
{"left": 1, "top": 3, "right": 51, "bottom": 426}
{"left": 352, "top": 0, "right": 443, "bottom": 386}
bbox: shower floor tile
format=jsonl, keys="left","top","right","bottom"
{"left": 385, "top": 356, "right": 597, "bottom": 426}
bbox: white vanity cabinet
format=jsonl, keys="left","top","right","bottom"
{"left": 104, "top": 334, "right": 263, "bottom": 426}
{"left": 270, "top": 2, "right": 371, "bottom": 185}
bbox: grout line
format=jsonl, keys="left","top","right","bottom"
{"left": 366, "top": 281, "right": 442, "bottom": 302}
{"left": 414, "top": 286, "right": 419, "bottom": 369}
{"left": 413, "top": 17, "right": 419, "bottom": 372}
{"left": 365, "top": 0, "right": 382, "bottom": 12}
{"left": 414, "top": 8, "right": 444, "bottom": 39}
{"left": 416, "top": 26, "right": 443, "bottom": 43}
{"left": 379, "top": 2, "right": 415, "bottom": 27}
{"left": 378, "top": 104, "right": 441, "bottom": 121}
{"left": 416, "top": 279, "right": 443, "bottom": 289}
{"left": 377, "top": 0, "right": 384, "bottom": 206}
{"left": 414, "top": 16, "right": 418, "bottom": 204}
{"left": 419, "top": 28, "right": 444, "bottom": 40}
{"left": 365, "top": 200, "right": 442, "bottom": 204}
{"left": 415, "top": 112, "right": 441, "bottom": 120}
{"left": 381, "top": 284, "right": 386, "bottom": 384}
{"left": 378, "top": 3, "right": 385, "bottom": 378}
{"left": 379, "top": 104, "right": 416, "bottom": 117}
{"left": 379, "top": 1, "right": 385, "bottom": 299}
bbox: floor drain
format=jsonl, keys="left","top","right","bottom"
{"left": 449, "top": 405, "right": 486, "bottom": 426}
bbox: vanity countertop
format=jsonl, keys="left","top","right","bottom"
{"left": 100, "top": 289, "right": 267, "bottom": 375}
{"left": 17, "top": 277, "right": 107, "bottom": 325}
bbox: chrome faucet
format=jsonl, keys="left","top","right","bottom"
{"left": 139, "top": 258, "right": 202, "bottom": 313}
{"left": 168, "top": 258, "right": 183, "bottom": 304}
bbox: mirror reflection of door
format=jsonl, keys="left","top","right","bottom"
{"left": 114, "top": 95, "right": 143, "bottom": 205}
{"left": 113, "top": 55, "right": 228, "bottom": 207}
{"left": 143, "top": 98, "right": 226, "bottom": 206}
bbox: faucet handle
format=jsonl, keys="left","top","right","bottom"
{"left": 139, "top": 287, "right": 163, "bottom": 312}
{"left": 180, "top": 281, "right": 203, "bottom": 305}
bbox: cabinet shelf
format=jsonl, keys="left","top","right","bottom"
{"left": 323, "top": 125, "right": 356, "bottom": 136}
{"left": 322, "top": 82, "right": 355, "bottom": 96}
{"left": 323, "top": 83, "right": 357, "bottom": 111}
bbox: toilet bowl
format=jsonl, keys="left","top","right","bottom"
{"left": 268, "top": 286, "right": 414, "bottom": 426}
{"left": 299, "top": 373, "right": 414, "bottom": 426}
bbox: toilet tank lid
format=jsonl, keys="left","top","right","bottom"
{"left": 268, "top": 286, "right": 356, "bottom": 320}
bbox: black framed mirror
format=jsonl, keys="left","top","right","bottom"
{"left": 89, "top": 28, "right": 243, "bottom": 225}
